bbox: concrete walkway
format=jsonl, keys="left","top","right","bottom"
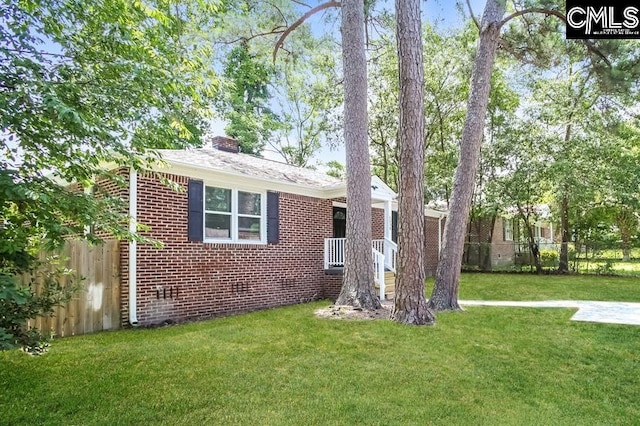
{"left": 459, "top": 300, "right": 640, "bottom": 326}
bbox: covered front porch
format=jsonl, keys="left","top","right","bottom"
{"left": 322, "top": 176, "right": 397, "bottom": 300}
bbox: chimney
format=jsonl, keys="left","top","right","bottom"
{"left": 209, "top": 135, "right": 240, "bottom": 153}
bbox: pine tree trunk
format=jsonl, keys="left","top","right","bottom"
{"left": 428, "top": 0, "right": 506, "bottom": 312}
{"left": 617, "top": 208, "right": 634, "bottom": 262}
{"left": 390, "top": 0, "right": 435, "bottom": 325}
{"left": 335, "top": 0, "right": 380, "bottom": 310}
{"left": 558, "top": 122, "right": 573, "bottom": 273}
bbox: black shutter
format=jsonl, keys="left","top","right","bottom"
{"left": 267, "top": 191, "right": 279, "bottom": 244}
{"left": 188, "top": 179, "right": 203, "bottom": 242}
{"left": 392, "top": 211, "right": 398, "bottom": 243}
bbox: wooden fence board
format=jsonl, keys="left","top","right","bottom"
{"left": 25, "top": 240, "right": 121, "bottom": 337}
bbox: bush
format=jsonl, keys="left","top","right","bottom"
{"left": 0, "top": 256, "right": 78, "bottom": 355}
{"left": 540, "top": 250, "right": 559, "bottom": 267}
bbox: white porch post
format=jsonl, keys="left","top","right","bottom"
{"left": 383, "top": 199, "right": 392, "bottom": 268}
{"left": 384, "top": 199, "right": 392, "bottom": 241}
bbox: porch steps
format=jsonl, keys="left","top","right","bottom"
{"left": 375, "top": 271, "right": 396, "bottom": 300}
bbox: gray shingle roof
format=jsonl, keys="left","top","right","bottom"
{"left": 157, "top": 148, "right": 343, "bottom": 189}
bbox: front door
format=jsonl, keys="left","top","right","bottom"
{"left": 333, "top": 207, "right": 346, "bottom": 238}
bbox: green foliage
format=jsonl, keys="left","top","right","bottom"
{"left": 1, "top": 0, "right": 218, "bottom": 271}
{"left": 220, "top": 43, "right": 280, "bottom": 155}
{"left": 539, "top": 249, "right": 558, "bottom": 267}
{"left": 1, "top": 0, "right": 218, "bottom": 349}
{"left": 367, "top": 21, "right": 478, "bottom": 196}
{"left": 272, "top": 43, "right": 342, "bottom": 167}
{"left": 210, "top": 2, "right": 342, "bottom": 165}
{"left": 595, "top": 259, "right": 615, "bottom": 275}
{"left": 0, "top": 256, "right": 78, "bottom": 354}
{"left": 325, "top": 160, "right": 345, "bottom": 179}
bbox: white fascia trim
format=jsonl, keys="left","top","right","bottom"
{"left": 425, "top": 208, "right": 448, "bottom": 218}
{"left": 323, "top": 187, "right": 348, "bottom": 199}
{"left": 128, "top": 168, "right": 138, "bottom": 325}
{"left": 387, "top": 200, "right": 448, "bottom": 218}
{"left": 370, "top": 175, "right": 397, "bottom": 201}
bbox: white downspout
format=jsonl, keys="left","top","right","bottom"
{"left": 128, "top": 168, "right": 138, "bottom": 326}
{"left": 438, "top": 214, "right": 444, "bottom": 257}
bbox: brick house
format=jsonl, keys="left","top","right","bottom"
{"left": 464, "top": 213, "right": 556, "bottom": 270}
{"left": 120, "top": 136, "right": 446, "bottom": 327}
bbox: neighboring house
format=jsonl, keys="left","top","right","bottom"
{"left": 117, "top": 136, "right": 446, "bottom": 327}
{"left": 464, "top": 211, "right": 557, "bottom": 269}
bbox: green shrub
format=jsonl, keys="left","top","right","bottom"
{"left": 0, "top": 256, "right": 78, "bottom": 354}
{"left": 595, "top": 260, "right": 615, "bottom": 275}
{"left": 540, "top": 250, "right": 559, "bottom": 267}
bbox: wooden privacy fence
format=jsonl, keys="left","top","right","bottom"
{"left": 25, "top": 240, "right": 121, "bottom": 337}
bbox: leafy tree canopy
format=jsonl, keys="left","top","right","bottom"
{"left": 0, "top": 0, "right": 219, "bottom": 268}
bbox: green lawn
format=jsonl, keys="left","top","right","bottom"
{"left": 2, "top": 273, "right": 639, "bottom": 425}
{"left": 450, "top": 272, "right": 640, "bottom": 302}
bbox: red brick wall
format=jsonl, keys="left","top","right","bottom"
{"left": 209, "top": 136, "right": 240, "bottom": 153}
{"left": 123, "top": 171, "right": 338, "bottom": 326}
{"left": 323, "top": 274, "right": 343, "bottom": 301}
{"left": 491, "top": 218, "right": 515, "bottom": 266}
{"left": 372, "top": 208, "right": 384, "bottom": 240}
{"left": 464, "top": 217, "right": 515, "bottom": 268}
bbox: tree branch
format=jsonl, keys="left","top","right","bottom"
{"left": 220, "top": 27, "right": 287, "bottom": 45}
{"left": 273, "top": 1, "right": 341, "bottom": 62}
{"left": 466, "top": 0, "right": 480, "bottom": 31}
{"left": 291, "top": 0, "right": 313, "bottom": 9}
{"left": 583, "top": 39, "right": 611, "bottom": 67}
{"left": 498, "top": 7, "right": 611, "bottom": 66}
{"left": 499, "top": 7, "right": 566, "bottom": 28}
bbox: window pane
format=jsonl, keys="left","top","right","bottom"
{"left": 205, "top": 213, "right": 231, "bottom": 239}
{"left": 238, "top": 191, "right": 261, "bottom": 216}
{"left": 205, "top": 187, "right": 231, "bottom": 212}
{"left": 238, "top": 217, "right": 261, "bottom": 240}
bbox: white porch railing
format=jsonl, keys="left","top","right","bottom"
{"left": 324, "top": 237, "right": 397, "bottom": 299}
{"left": 324, "top": 238, "right": 346, "bottom": 269}
{"left": 325, "top": 238, "right": 397, "bottom": 270}
{"left": 372, "top": 248, "right": 386, "bottom": 300}
{"left": 372, "top": 239, "right": 384, "bottom": 254}
{"left": 383, "top": 238, "right": 397, "bottom": 272}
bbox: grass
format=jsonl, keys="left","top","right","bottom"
{"left": 448, "top": 272, "right": 640, "bottom": 302}
{"left": 577, "top": 259, "right": 640, "bottom": 276}
{"left": 2, "top": 273, "right": 639, "bottom": 425}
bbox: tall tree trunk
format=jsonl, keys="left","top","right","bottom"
{"left": 335, "top": 0, "right": 380, "bottom": 310}
{"left": 428, "top": 0, "right": 506, "bottom": 312}
{"left": 558, "top": 192, "right": 570, "bottom": 273}
{"left": 558, "top": 121, "right": 573, "bottom": 273}
{"left": 517, "top": 205, "right": 542, "bottom": 274}
{"left": 481, "top": 213, "right": 497, "bottom": 272}
{"left": 616, "top": 207, "right": 635, "bottom": 262}
{"left": 390, "top": 0, "right": 435, "bottom": 325}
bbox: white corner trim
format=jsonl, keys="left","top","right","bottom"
{"left": 128, "top": 168, "right": 138, "bottom": 325}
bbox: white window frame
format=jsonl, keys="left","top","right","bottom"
{"left": 203, "top": 185, "right": 267, "bottom": 244}
{"left": 504, "top": 219, "right": 514, "bottom": 242}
